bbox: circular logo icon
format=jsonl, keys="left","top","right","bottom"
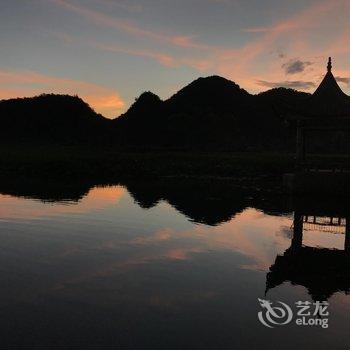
{"left": 258, "top": 298, "right": 293, "bottom": 328}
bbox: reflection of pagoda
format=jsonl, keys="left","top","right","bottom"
{"left": 266, "top": 202, "right": 350, "bottom": 301}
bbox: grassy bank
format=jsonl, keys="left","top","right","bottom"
{"left": 0, "top": 144, "right": 295, "bottom": 181}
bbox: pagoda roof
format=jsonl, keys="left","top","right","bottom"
{"left": 289, "top": 58, "right": 350, "bottom": 119}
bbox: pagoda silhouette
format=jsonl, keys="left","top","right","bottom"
{"left": 284, "top": 57, "right": 350, "bottom": 195}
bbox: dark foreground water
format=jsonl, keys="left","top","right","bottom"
{"left": 0, "top": 181, "right": 349, "bottom": 349}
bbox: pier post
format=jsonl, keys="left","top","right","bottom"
{"left": 292, "top": 211, "right": 303, "bottom": 251}
{"left": 296, "top": 121, "right": 305, "bottom": 169}
{"left": 345, "top": 217, "right": 350, "bottom": 253}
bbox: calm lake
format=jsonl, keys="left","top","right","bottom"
{"left": 0, "top": 181, "right": 349, "bottom": 349}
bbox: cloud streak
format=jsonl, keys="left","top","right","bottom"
{"left": 51, "top": 0, "right": 210, "bottom": 50}
{"left": 51, "top": 0, "right": 350, "bottom": 95}
{"left": 100, "top": 0, "right": 143, "bottom": 13}
{"left": 216, "top": 0, "right": 350, "bottom": 93}
{"left": 5, "top": 0, "right": 350, "bottom": 110}
{"left": 282, "top": 59, "right": 313, "bottom": 75}
{"left": 335, "top": 76, "right": 350, "bottom": 86}
{"left": 256, "top": 79, "right": 315, "bottom": 90}
{"left": 93, "top": 42, "right": 213, "bottom": 71}
{"left": 94, "top": 43, "right": 179, "bottom": 68}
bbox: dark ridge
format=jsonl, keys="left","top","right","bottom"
{"left": 0, "top": 94, "right": 111, "bottom": 145}
{"left": 256, "top": 87, "right": 310, "bottom": 123}
{"left": 117, "top": 91, "right": 163, "bottom": 122}
{"left": 0, "top": 94, "right": 104, "bottom": 122}
{"left": 0, "top": 76, "right": 314, "bottom": 151}
{"left": 166, "top": 76, "right": 250, "bottom": 112}
{"left": 257, "top": 87, "right": 310, "bottom": 102}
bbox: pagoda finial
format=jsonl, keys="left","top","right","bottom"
{"left": 327, "top": 57, "right": 332, "bottom": 72}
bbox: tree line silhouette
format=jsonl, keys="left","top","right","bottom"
{"left": 0, "top": 76, "right": 311, "bottom": 151}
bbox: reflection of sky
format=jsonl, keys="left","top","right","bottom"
{"left": 0, "top": 185, "right": 347, "bottom": 291}
{"left": 0, "top": 186, "right": 347, "bottom": 272}
{"left": 0, "top": 186, "right": 126, "bottom": 219}
{"left": 1, "top": 185, "right": 350, "bottom": 347}
{"left": 2, "top": 1, "right": 350, "bottom": 117}
{"left": 1, "top": 186, "right": 293, "bottom": 273}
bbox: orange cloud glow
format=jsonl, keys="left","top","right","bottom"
{"left": 0, "top": 70, "right": 125, "bottom": 118}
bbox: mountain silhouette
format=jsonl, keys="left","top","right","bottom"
{"left": 166, "top": 76, "right": 250, "bottom": 113}
{"left": 0, "top": 77, "right": 309, "bottom": 150}
{"left": 0, "top": 94, "right": 111, "bottom": 145}
{"left": 115, "top": 76, "right": 308, "bottom": 150}
{"left": 118, "top": 91, "right": 162, "bottom": 122}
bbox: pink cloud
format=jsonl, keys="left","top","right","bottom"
{"left": 94, "top": 42, "right": 213, "bottom": 71}
{"left": 241, "top": 27, "right": 271, "bottom": 33}
{"left": 94, "top": 43, "right": 178, "bottom": 68}
{"left": 49, "top": 0, "right": 350, "bottom": 98}
{"left": 215, "top": 0, "right": 350, "bottom": 92}
{"left": 52, "top": 0, "right": 208, "bottom": 50}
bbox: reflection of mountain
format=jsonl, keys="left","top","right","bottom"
{"left": 0, "top": 186, "right": 126, "bottom": 220}
{"left": 0, "top": 177, "right": 92, "bottom": 202}
{"left": 122, "top": 178, "right": 290, "bottom": 226}
{"left": 124, "top": 179, "right": 246, "bottom": 225}
{"left": 0, "top": 176, "right": 290, "bottom": 225}
{"left": 267, "top": 200, "right": 350, "bottom": 301}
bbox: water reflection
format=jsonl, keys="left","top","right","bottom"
{"left": 267, "top": 200, "right": 350, "bottom": 301}
{"left": 0, "top": 186, "right": 125, "bottom": 219}
{"left": 0, "top": 177, "right": 291, "bottom": 224}
{"left": 0, "top": 179, "right": 350, "bottom": 349}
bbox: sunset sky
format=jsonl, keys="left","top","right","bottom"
{"left": 1, "top": 0, "right": 350, "bottom": 117}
